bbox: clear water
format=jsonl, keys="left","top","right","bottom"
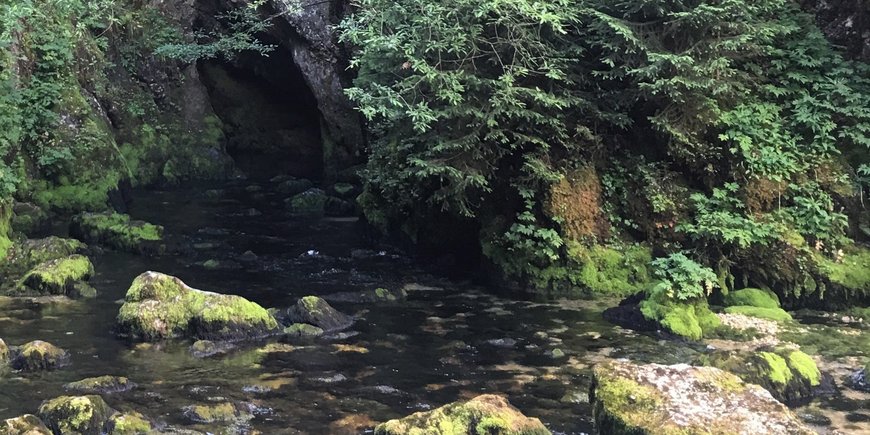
{"left": 0, "top": 179, "right": 867, "bottom": 434}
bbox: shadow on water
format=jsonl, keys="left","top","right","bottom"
{"left": 0, "top": 178, "right": 867, "bottom": 434}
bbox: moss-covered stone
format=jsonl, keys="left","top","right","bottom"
{"left": 702, "top": 348, "right": 822, "bottom": 403}
{"left": 566, "top": 243, "right": 652, "bottom": 297}
{"left": 10, "top": 340, "right": 69, "bottom": 371}
{"left": 37, "top": 395, "right": 114, "bottom": 435}
{"left": 284, "top": 323, "right": 324, "bottom": 338}
{"left": 64, "top": 376, "right": 136, "bottom": 394}
{"left": 0, "top": 237, "right": 86, "bottom": 289}
{"left": 816, "top": 245, "right": 870, "bottom": 296}
{"left": 117, "top": 271, "right": 279, "bottom": 341}
{"left": 107, "top": 412, "right": 152, "bottom": 435}
{"left": 724, "top": 306, "right": 793, "bottom": 322}
{"left": 375, "top": 394, "right": 550, "bottom": 435}
{"left": 277, "top": 296, "right": 353, "bottom": 332}
{"left": 639, "top": 292, "right": 720, "bottom": 340}
{"left": 69, "top": 212, "right": 164, "bottom": 255}
{"left": 16, "top": 255, "right": 95, "bottom": 297}
{"left": 182, "top": 402, "right": 251, "bottom": 424}
{"left": 591, "top": 360, "right": 813, "bottom": 434}
{"left": 723, "top": 288, "right": 781, "bottom": 309}
{"left": 287, "top": 188, "right": 329, "bottom": 216}
{"left": 1, "top": 414, "right": 52, "bottom": 435}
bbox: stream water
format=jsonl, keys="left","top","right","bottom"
{"left": 0, "top": 177, "right": 867, "bottom": 434}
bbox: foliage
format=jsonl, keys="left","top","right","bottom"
{"left": 650, "top": 252, "right": 718, "bottom": 302}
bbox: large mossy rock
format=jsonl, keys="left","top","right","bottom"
{"left": 638, "top": 292, "right": 720, "bottom": 340}
{"left": 277, "top": 296, "right": 353, "bottom": 332}
{"left": 286, "top": 188, "right": 329, "bottom": 216}
{"left": 1, "top": 414, "right": 52, "bottom": 435}
{"left": 15, "top": 255, "right": 95, "bottom": 297}
{"left": 64, "top": 376, "right": 136, "bottom": 394}
{"left": 374, "top": 394, "right": 551, "bottom": 435}
{"left": 701, "top": 348, "right": 822, "bottom": 403}
{"left": 69, "top": 212, "right": 164, "bottom": 255}
{"left": 10, "top": 340, "right": 69, "bottom": 371}
{"left": 590, "top": 360, "right": 813, "bottom": 434}
{"left": 0, "top": 237, "right": 86, "bottom": 282}
{"left": 107, "top": 412, "right": 152, "bottom": 435}
{"left": 722, "top": 287, "right": 793, "bottom": 322}
{"left": 117, "top": 271, "right": 279, "bottom": 341}
{"left": 37, "top": 395, "right": 114, "bottom": 435}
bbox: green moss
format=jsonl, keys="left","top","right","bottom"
{"left": 64, "top": 376, "right": 134, "bottom": 394}
{"left": 816, "top": 245, "right": 870, "bottom": 294}
{"left": 32, "top": 177, "right": 118, "bottom": 213}
{"left": 640, "top": 292, "right": 719, "bottom": 340}
{"left": 786, "top": 351, "right": 821, "bottom": 386}
{"left": 284, "top": 323, "right": 324, "bottom": 337}
{"left": 108, "top": 412, "right": 152, "bottom": 434}
{"left": 37, "top": 395, "right": 113, "bottom": 435}
{"left": 567, "top": 243, "right": 652, "bottom": 297}
{"left": 592, "top": 368, "right": 664, "bottom": 431}
{"left": 288, "top": 189, "right": 328, "bottom": 215}
{"left": 724, "top": 306, "right": 792, "bottom": 322}
{"left": 12, "top": 340, "right": 69, "bottom": 371}
{"left": 723, "top": 288, "right": 780, "bottom": 309}
{"left": 0, "top": 201, "right": 12, "bottom": 259}
{"left": 183, "top": 403, "right": 241, "bottom": 423}
{"left": 759, "top": 352, "right": 793, "bottom": 385}
{"left": 18, "top": 255, "right": 94, "bottom": 295}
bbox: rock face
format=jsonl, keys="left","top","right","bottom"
{"left": 277, "top": 296, "right": 353, "bottom": 332}
{"left": 70, "top": 212, "right": 164, "bottom": 255}
{"left": 1, "top": 414, "right": 52, "bottom": 435}
{"left": 37, "top": 395, "right": 114, "bottom": 435}
{"left": 590, "top": 360, "right": 813, "bottom": 435}
{"left": 802, "top": 0, "right": 870, "bottom": 61}
{"left": 10, "top": 340, "right": 69, "bottom": 372}
{"left": 702, "top": 348, "right": 823, "bottom": 404}
{"left": 117, "top": 271, "right": 279, "bottom": 341}
{"left": 375, "top": 394, "right": 551, "bottom": 435}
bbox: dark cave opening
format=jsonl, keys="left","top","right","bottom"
{"left": 198, "top": 41, "right": 324, "bottom": 180}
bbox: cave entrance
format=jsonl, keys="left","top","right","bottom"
{"left": 198, "top": 41, "right": 323, "bottom": 180}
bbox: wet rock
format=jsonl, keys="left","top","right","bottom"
{"left": 116, "top": 271, "right": 279, "bottom": 341}
{"left": 286, "top": 188, "right": 328, "bottom": 216}
{"left": 276, "top": 296, "right": 353, "bottom": 332}
{"left": 70, "top": 212, "right": 165, "bottom": 255}
{"left": 375, "top": 394, "right": 550, "bottom": 435}
{"left": 1, "top": 414, "right": 52, "bottom": 434}
{"left": 547, "top": 348, "right": 566, "bottom": 359}
{"left": 11, "top": 202, "right": 49, "bottom": 236}
{"left": 847, "top": 365, "right": 869, "bottom": 392}
{"left": 277, "top": 178, "right": 314, "bottom": 195}
{"left": 796, "top": 407, "right": 833, "bottom": 426}
{"left": 485, "top": 338, "right": 517, "bottom": 348}
{"left": 322, "top": 287, "right": 407, "bottom": 304}
{"left": 189, "top": 340, "right": 236, "bottom": 358}
{"left": 284, "top": 323, "right": 324, "bottom": 338}
{"left": 107, "top": 412, "right": 153, "bottom": 434}
{"left": 201, "top": 259, "right": 243, "bottom": 270}
{"left": 15, "top": 255, "right": 95, "bottom": 297}
{"left": 0, "top": 237, "right": 86, "bottom": 286}
{"left": 324, "top": 197, "right": 354, "bottom": 217}
{"left": 10, "top": 340, "right": 69, "bottom": 371}
{"left": 204, "top": 189, "right": 224, "bottom": 200}
{"left": 37, "top": 395, "right": 115, "bottom": 435}
{"left": 182, "top": 402, "right": 252, "bottom": 424}
{"left": 238, "top": 250, "right": 258, "bottom": 262}
{"left": 64, "top": 376, "right": 136, "bottom": 394}
{"left": 700, "top": 347, "right": 822, "bottom": 404}
{"left": 308, "top": 373, "right": 347, "bottom": 384}
{"left": 591, "top": 360, "right": 813, "bottom": 434}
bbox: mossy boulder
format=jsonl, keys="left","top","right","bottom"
{"left": 701, "top": 348, "right": 822, "bottom": 403}
{"left": 182, "top": 402, "right": 252, "bottom": 424}
{"left": 724, "top": 305, "right": 793, "bottom": 322}
{"left": 117, "top": 271, "right": 279, "bottom": 341}
{"left": 286, "top": 188, "right": 329, "bottom": 216}
{"left": 107, "top": 412, "right": 152, "bottom": 434}
{"left": 590, "top": 360, "right": 813, "bottom": 434}
{"left": 37, "top": 395, "right": 115, "bottom": 435}
{"left": 69, "top": 212, "right": 164, "bottom": 255}
{"left": 815, "top": 245, "right": 870, "bottom": 299}
{"left": 15, "top": 255, "right": 95, "bottom": 297}
{"left": 64, "top": 376, "right": 136, "bottom": 394}
{"left": 566, "top": 243, "right": 652, "bottom": 297}
{"left": 10, "top": 340, "right": 69, "bottom": 371}
{"left": 724, "top": 288, "right": 781, "bottom": 309}
{"left": 276, "top": 296, "right": 353, "bottom": 332}
{"left": 639, "top": 292, "right": 720, "bottom": 340}
{"left": 1, "top": 414, "right": 52, "bottom": 435}
{"left": 374, "top": 394, "right": 550, "bottom": 435}
{"left": 283, "top": 323, "right": 324, "bottom": 338}
{"left": 0, "top": 237, "right": 86, "bottom": 285}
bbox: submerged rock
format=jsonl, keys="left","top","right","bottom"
{"left": 64, "top": 376, "right": 136, "bottom": 394}
{"left": 374, "top": 394, "right": 550, "bottom": 435}
{"left": 37, "top": 395, "right": 114, "bottom": 435}
{"left": 10, "top": 340, "right": 69, "bottom": 371}
{"left": 701, "top": 348, "right": 822, "bottom": 403}
{"left": 283, "top": 323, "right": 324, "bottom": 338}
{"left": 16, "top": 255, "right": 95, "bottom": 297}
{"left": 189, "top": 339, "right": 237, "bottom": 358}
{"left": 107, "top": 412, "right": 153, "bottom": 434}
{"left": 591, "top": 360, "right": 813, "bottom": 434}
{"left": 276, "top": 296, "right": 353, "bottom": 332}
{"left": 116, "top": 271, "right": 279, "bottom": 341}
{"left": 182, "top": 402, "right": 252, "bottom": 424}
{"left": 70, "top": 212, "right": 165, "bottom": 255}
{"left": 321, "top": 287, "right": 407, "bottom": 304}
{"left": 1, "top": 414, "right": 52, "bottom": 434}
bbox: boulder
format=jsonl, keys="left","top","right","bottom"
{"left": 847, "top": 364, "right": 869, "bottom": 392}
{"left": 701, "top": 348, "right": 823, "bottom": 403}
{"left": 722, "top": 288, "right": 792, "bottom": 322}
{"left": 15, "top": 255, "right": 95, "bottom": 297}
{"left": 37, "top": 395, "right": 115, "bottom": 435}
{"left": 182, "top": 402, "right": 252, "bottom": 424}
{"left": 117, "top": 271, "right": 279, "bottom": 341}
{"left": 0, "top": 237, "right": 86, "bottom": 284}
{"left": 638, "top": 292, "right": 720, "bottom": 340}
{"left": 1, "top": 414, "right": 52, "bottom": 435}
{"left": 11, "top": 202, "right": 50, "bottom": 236}
{"left": 69, "top": 212, "right": 164, "bottom": 255}
{"left": 374, "top": 394, "right": 550, "bottom": 435}
{"left": 64, "top": 376, "right": 136, "bottom": 394}
{"left": 591, "top": 360, "right": 813, "bottom": 434}
{"left": 10, "top": 340, "right": 69, "bottom": 371}
{"left": 107, "top": 412, "right": 152, "bottom": 435}
{"left": 276, "top": 296, "right": 353, "bottom": 332}
{"left": 286, "top": 188, "right": 328, "bottom": 216}
{"left": 284, "top": 323, "right": 324, "bottom": 338}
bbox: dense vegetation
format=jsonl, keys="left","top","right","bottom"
{"left": 340, "top": 0, "right": 870, "bottom": 314}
